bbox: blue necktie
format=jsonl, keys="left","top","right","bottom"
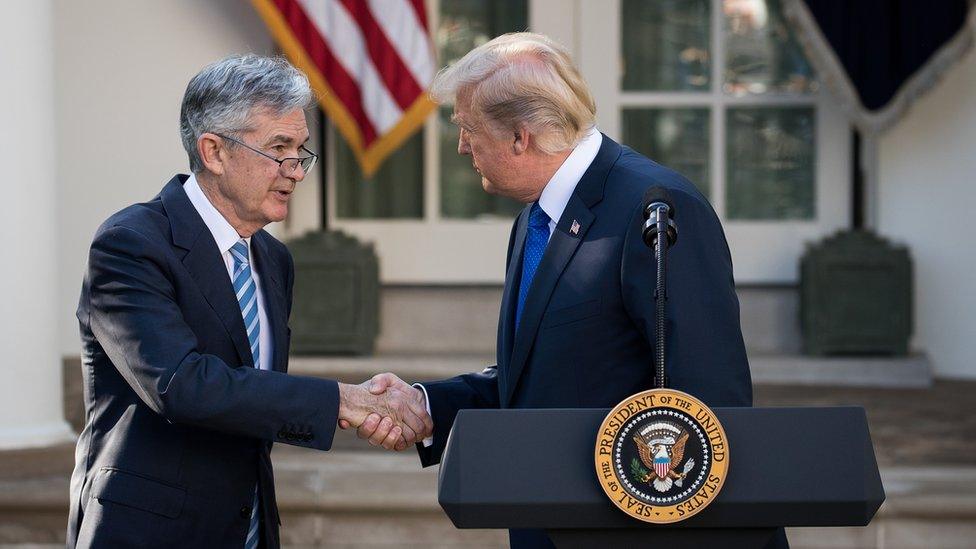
{"left": 230, "top": 240, "right": 261, "bottom": 549}
{"left": 516, "top": 203, "right": 551, "bottom": 330}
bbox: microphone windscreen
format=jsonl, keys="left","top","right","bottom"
{"left": 642, "top": 186, "right": 675, "bottom": 219}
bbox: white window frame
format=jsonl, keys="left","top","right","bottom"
{"left": 317, "top": 0, "right": 850, "bottom": 284}
{"left": 579, "top": 0, "right": 850, "bottom": 283}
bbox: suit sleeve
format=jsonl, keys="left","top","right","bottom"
{"left": 415, "top": 366, "right": 500, "bottom": 466}
{"left": 412, "top": 213, "right": 524, "bottom": 466}
{"left": 86, "top": 224, "right": 340, "bottom": 450}
{"left": 620, "top": 190, "right": 753, "bottom": 407}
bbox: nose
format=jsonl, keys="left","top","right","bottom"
{"left": 458, "top": 131, "right": 471, "bottom": 156}
{"left": 286, "top": 163, "right": 306, "bottom": 183}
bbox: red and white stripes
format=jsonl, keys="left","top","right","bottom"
{"left": 254, "top": 0, "right": 436, "bottom": 175}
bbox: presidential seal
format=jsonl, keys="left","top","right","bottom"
{"left": 594, "top": 388, "right": 729, "bottom": 524}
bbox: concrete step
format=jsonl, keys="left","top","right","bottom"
{"left": 289, "top": 354, "right": 492, "bottom": 385}
{"left": 749, "top": 353, "right": 932, "bottom": 388}
{"left": 3, "top": 438, "right": 975, "bottom": 548}
{"left": 371, "top": 286, "right": 807, "bottom": 357}
{"left": 0, "top": 445, "right": 505, "bottom": 547}
{"left": 289, "top": 353, "right": 933, "bottom": 389}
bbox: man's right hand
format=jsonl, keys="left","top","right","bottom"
{"left": 337, "top": 376, "right": 432, "bottom": 451}
{"left": 338, "top": 373, "right": 431, "bottom": 451}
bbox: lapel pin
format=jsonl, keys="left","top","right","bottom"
{"left": 570, "top": 219, "right": 581, "bottom": 235}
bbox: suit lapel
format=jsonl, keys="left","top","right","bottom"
{"left": 501, "top": 134, "right": 621, "bottom": 406}
{"left": 160, "top": 176, "right": 254, "bottom": 369}
{"left": 503, "top": 197, "right": 595, "bottom": 406}
{"left": 250, "top": 232, "right": 289, "bottom": 373}
{"left": 497, "top": 205, "right": 530, "bottom": 402}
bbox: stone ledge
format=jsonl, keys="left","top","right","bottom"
{"left": 3, "top": 445, "right": 972, "bottom": 521}
{"left": 288, "top": 353, "right": 934, "bottom": 388}
{"left": 877, "top": 466, "right": 976, "bottom": 519}
{"left": 750, "top": 354, "right": 932, "bottom": 388}
{"left": 288, "top": 354, "right": 493, "bottom": 384}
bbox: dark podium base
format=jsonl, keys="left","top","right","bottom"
{"left": 547, "top": 527, "right": 777, "bottom": 548}
{"left": 439, "top": 407, "right": 884, "bottom": 547}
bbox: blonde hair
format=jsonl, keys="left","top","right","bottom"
{"left": 431, "top": 32, "right": 596, "bottom": 154}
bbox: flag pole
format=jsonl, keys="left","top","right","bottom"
{"left": 319, "top": 107, "right": 328, "bottom": 231}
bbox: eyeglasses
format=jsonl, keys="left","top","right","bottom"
{"left": 214, "top": 133, "right": 318, "bottom": 177}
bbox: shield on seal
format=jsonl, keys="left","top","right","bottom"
{"left": 653, "top": 453, "right": 670, "bottom": 479}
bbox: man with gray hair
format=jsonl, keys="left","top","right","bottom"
{"left": 352, "top": 33, "right": 759, "bottom": 548}
{"left": 67, "top": 55, "right": 431, "bottom": 548}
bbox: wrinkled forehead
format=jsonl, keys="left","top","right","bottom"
{"left": 246, "top": 106, "right": 310, "bottom": 142}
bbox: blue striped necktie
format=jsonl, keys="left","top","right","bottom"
{"left": 516, "top": 203, "right": 551, "bottom": 330}
{"left": 230, "top": 239, "right": 261, "bottom": 549}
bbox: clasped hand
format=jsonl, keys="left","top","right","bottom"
{"left": 337, "top": 373, "right": 431, "bottom": 451}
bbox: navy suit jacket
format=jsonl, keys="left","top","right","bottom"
{"left": 67, "top": 175, "right": 340, "bottom": 548}
{"left": 419, "top": 135, "right": 753, "bottom": 466}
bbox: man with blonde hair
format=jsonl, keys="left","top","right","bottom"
{"left": 353, "top": 33, "right": 756, "bottom": 548}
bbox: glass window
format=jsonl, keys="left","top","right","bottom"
{"left": 437, "top": 0, "right": 527, "bottom": 219}
{"left": 619, "top": 0, "right": 819, "bottom": 222}
{"left": 621, "top": 0, "right": 711, "bottom": 91}
{"left": 722, "top": 0, "right": 817, "bottom": 94}
{"left": 334, "top": 130, "right": 424, "bottom": 219}
{"left": 622, "top": 108, "right": 711, "bottom": 198}
{"left": 437, "top": 0, "right": 528, "bottom": 66}
{"left": 726, "top": 107, "right": 815, "bottom": 220}
{"left": 723, "top": 0, "right": 817, "bottom": 95}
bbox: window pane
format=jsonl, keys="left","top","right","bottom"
{"left": 622, "top": 108, "right": 710, "bottom": 199}
{"left": 726, "top": 107, "right": 815, "bottom": 220}
{"left": 439, "top": 106, "right": 522, "bottom": 219}
{"left": 621, "top": 0, "right": 711, "bottom": 91}
{"left": 335, "top": 128, "right": 424, "bottom": 219}
{"left": 438, "top": 0, "right": 528, "bottom": 65}
{"left": 723, "top": 0, "right": 817, "bottom": 95}
{"left": 438, "top": 0, "right": 526, "bottom": 219}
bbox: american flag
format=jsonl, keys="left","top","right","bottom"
{"left": 252, "top": 0, "right": 436, "bottom": 176}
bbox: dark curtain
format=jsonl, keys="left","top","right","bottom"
{"left": 803, "top": 0, "right": 969, "bottom": 112}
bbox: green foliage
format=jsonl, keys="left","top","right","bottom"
{"left": 631, "top": 457, "right": 649, "bottom": 481}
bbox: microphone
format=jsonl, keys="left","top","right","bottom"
{"left": 641, "top": 187, "right": 677, "bottom": 249}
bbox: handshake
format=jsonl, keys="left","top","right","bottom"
{"left": 336, "top": 373, "right": 433, "bottom": 451}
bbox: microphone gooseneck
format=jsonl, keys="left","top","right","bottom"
{"left": 641, "top": 187, "right": 678, "bottom": 389}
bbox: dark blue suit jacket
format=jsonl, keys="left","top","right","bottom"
{"left": 419, "top": 135, "right": 752, "bottom": 467}
{"left": 67, "top": 175, "right": 340, "bottom": 548}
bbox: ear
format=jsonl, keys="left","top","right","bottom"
{"left": 511, "top": 125, "right": 530, "bottom": 155}
{"left": 198, "top": 133, "right": 227, "bottom": 176}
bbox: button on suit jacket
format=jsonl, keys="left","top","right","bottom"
{"left": 67, "top": 175, "right": 340, "bottom": 548}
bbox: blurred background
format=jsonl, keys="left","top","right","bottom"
{"left": 1, "top": 0, "right": 975, "bottom": 547}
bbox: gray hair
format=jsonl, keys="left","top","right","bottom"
{"left": 180, "top": 54, "right": 312, "bottom": 173}
{"left": 430, "top": 32, "right": 596, "bottom": 154}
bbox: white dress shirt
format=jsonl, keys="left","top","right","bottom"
{"left": 183, "top": 174, "right": 273, "bottom": 371}
{"left": 537, "top": 128, "right": 603, "bottom": 238}
{"left": 418, "top": 127, "right": 603, "bottom": 447}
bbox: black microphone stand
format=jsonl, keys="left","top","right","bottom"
{"left": 653, "top": 208, "right": 669, "bottom": 389}
{"left": 642, "top": 200, "right": 677, "bottom": 389}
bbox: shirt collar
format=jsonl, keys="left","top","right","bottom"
{"left": 182, "top": 173, "right": 249, "bottom": 255}
{"left": 537, "top": 128, "right": 602, "bottom": 226}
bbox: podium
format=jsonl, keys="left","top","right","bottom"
{"left": 438, "top": 407, "right": 885, "bottom": 548}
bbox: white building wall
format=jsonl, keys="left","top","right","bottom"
{"left": 53, "top": 1, "right": 300, "bottom": 356}
{"left": 877, "top": 46, "right": 976, "bottom": 379}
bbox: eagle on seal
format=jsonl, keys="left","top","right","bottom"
{"left": 634, "top": 427, "right": 694, "bottom": 492}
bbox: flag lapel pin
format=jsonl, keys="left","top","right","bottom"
{"left": 570, "top": 219, "right": 581, "bottom": 235}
